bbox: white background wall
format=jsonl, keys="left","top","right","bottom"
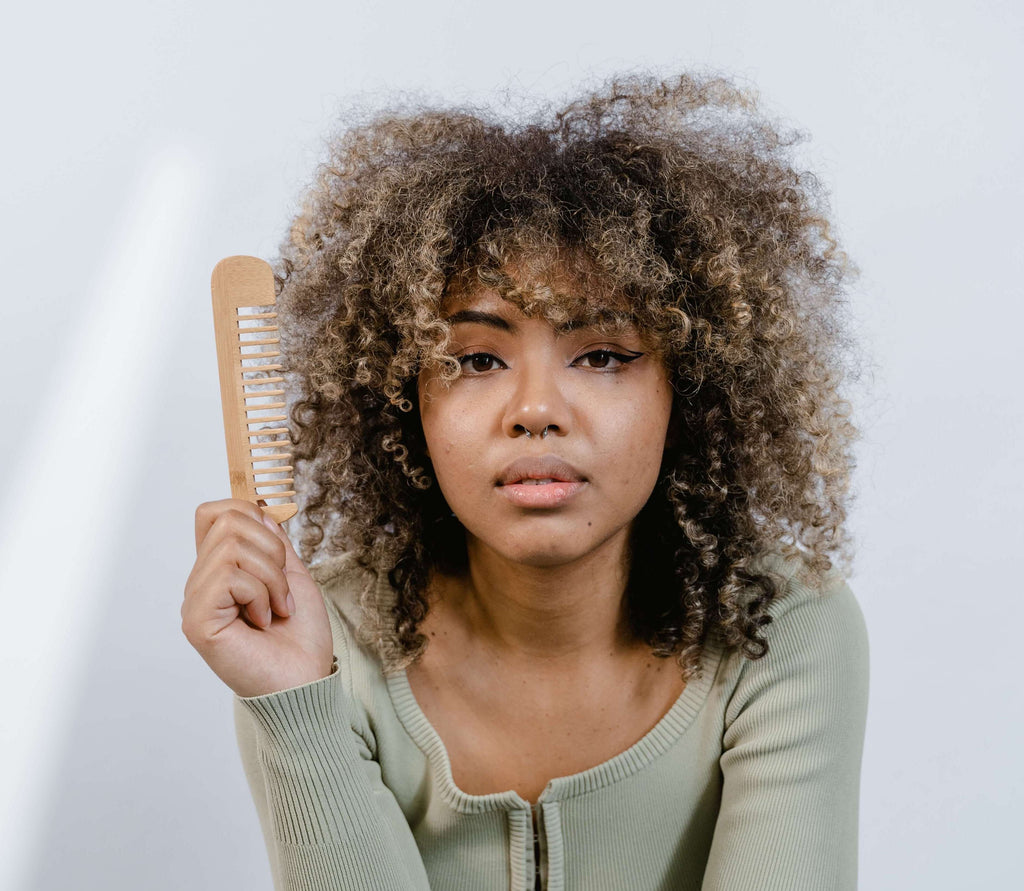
{"left": 1, "top": 1, "right": 1020, "bottom": 888}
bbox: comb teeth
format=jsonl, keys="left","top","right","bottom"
{"left": 212, "top": 257, "right": 298, "bottom": 523}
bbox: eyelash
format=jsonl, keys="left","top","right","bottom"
{"left": 575, "top": 349, "right": 643, "bottom": 369}
{"left": 457, "top": 349, "right": 643, "bottom": 374}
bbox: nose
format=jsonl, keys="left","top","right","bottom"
{"left": 502, "top": 362, "right": 570, "bottom": 440}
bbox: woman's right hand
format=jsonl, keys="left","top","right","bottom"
{"left": 182, "top": 499, "right": 335, "bottom": 698}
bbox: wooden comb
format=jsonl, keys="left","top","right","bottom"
{"left": 211, "top": 256, "right": 297, "bottom": 523}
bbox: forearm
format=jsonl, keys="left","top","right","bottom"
{"left": 237, "top": 665, "right": 430, "bottom": 891}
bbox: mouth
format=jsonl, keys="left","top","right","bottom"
{"left": 496, "top": 456, "right": 586, "bottom": 487}
{"left": 496, "top": 457, "right": 587, "bottom": 508}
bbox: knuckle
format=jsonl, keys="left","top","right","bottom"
{"left": 219, "top": 531, "right": 245, "bottom": 556}
{"left": 215, "top": 512, "right": 241, "bottom": 536}
{"left": 227, "top": 504, "right": 260, "bottom": 525}
{"left": 211, "top": 532, "right": 247, "bottom": 566}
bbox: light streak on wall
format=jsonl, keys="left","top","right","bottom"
{"left": 0, "top": 148, "right": 203, "bottom": 891}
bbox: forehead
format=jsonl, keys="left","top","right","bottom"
{"left": 441, "top": 290, "right": 645, "bottom": 340}
{"left": 440, "top": 257, "right": 638, "bottom": 334}
{"left": 441, "top": 288, "right": 516, "bottom": 316}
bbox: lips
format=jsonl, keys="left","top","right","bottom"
{"left": 496, "top": 457, "right": 587, "bottom": 509}
{"left": 496, "top": 456, "right": 586, "bottom": 487}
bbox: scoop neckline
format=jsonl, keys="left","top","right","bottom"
{"left": 384, "top": 636, "right": 725, "bottom": 815}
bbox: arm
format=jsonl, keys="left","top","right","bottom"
{"left": 235, "top": 664, "right": 431, "bottom": 891}
{"left": 701, "top": 577, "right": 870, "bottom": 891}
{"left": 182, "top": 501, "right": 429, "bottom": 890}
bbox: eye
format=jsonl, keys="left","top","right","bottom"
{"left": 572, "top": 349, "right": 643, "bottom": 370}
{"left": 458, "top": 352, "right": 506, "bottom": 374}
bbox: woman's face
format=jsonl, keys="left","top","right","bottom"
{"left": 417, "top": 278, "right": 675, "bottom": 572}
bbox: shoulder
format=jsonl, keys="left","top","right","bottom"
{"left": 749, "top": 550, "right": 869, "bottom": 655}
{"left": 307, "top": 550, "right": 388, "bottom": 669}
{"left": 703, "top": 555, "right": 869, "bottom": 889}
{"left": 721, "top": 551, "right": 870, "bottom": 733}
{"left": 309, "top": 551, "right": 377, "bottom": 634}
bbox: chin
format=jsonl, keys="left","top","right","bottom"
{"left": 501, "top": 547, "right": 587, "bottom": 569}
{"left": 473, "top": 525, "right": 617, "bottom": 570}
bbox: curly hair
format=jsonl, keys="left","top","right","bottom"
{"left": 272, "top": 71, "right": 861, "bottom": 680}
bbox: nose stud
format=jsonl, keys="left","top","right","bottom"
{"left": 524, "top": 426, "right": 550, "bottom": 439}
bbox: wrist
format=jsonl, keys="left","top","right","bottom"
{"left": 235, "top": 657, "right": 338, "bottom": 700}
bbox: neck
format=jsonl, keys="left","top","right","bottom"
{"left": 437, "top": 529, "right": 637, "bottom": 664}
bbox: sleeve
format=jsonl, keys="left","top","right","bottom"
{"left": 700, "top": 576, "right": 870, "bottom": 891}
{"left": 234, "top": 663, "right": 431, "bottom": 891}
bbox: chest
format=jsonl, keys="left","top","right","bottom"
{"left": 406, "top": 658, "right": 685, "bottom": 803}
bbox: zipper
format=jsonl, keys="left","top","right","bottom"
{"left": 531, "top": 804, "right": 544, "bottom": 891}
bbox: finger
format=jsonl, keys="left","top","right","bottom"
{"left": 195, "top": 499, "right": 263, "bottom": 554}
{"left": 260, "top": 516, "right": 318, "bottom": 618}
{"left": 196, "top": 504, "right": 287, "bottom": 569}
{"left": 260, "top": 514, "right": 306, "bottom": 577}
{"left": 206, "top": 533, "right": 292, "bottom": 619}
{"left": 192, "top": 507, "right": 291, "bottom": 621}
{"left": 223, "top": 565, "right": 274, "bottom": 629}
{"left": 182, "top": 563, "right": 273, "bottom": 639}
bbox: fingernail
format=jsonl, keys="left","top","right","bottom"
{"left": 265, "top": 608, "right": 273, "bottom": 627}
{"left": 286, "top": 593, "right": 296, "bottom": 615}
{"left": 262, "top": 515, "right": 278, "bottom": 532}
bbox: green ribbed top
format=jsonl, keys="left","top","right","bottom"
{"left": 235, "top": 553, "right": 869, "bottom": 891}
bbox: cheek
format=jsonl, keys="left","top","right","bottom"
{"left": 419, "top": 407, "right": 448, "bottom": 466}
{"left": 600, "top": 385, "right": 673, "bottom": 494}
{"left": 600, "top": 381, "right": 672, "bottom": 452}
{"left": 418, "top": 388, "right": 487, "bottom": 494}
{"left": 421, "top": 403, "right": 464, "bottom": 460}
{"left": 417, "top": 375, "right": 455, "bottom": 460}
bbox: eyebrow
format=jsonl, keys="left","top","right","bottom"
{"left": 443, "top": 310, "right": 518, "bottom": 332}
{"left": 560, "top": 315, "right": 639, "bottom": 334}
{"left": 443, "top": 309, "right": 642, "bottom": 336}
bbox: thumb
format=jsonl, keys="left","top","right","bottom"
{"left": 259, "top": 513, "right": 327, "bottom": 633}
{"left": 260, "top": 513, "right": 309, "bottom": 577}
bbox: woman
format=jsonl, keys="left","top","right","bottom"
{"left": 183, "top": 72, "right": 869, "bottom": 890}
